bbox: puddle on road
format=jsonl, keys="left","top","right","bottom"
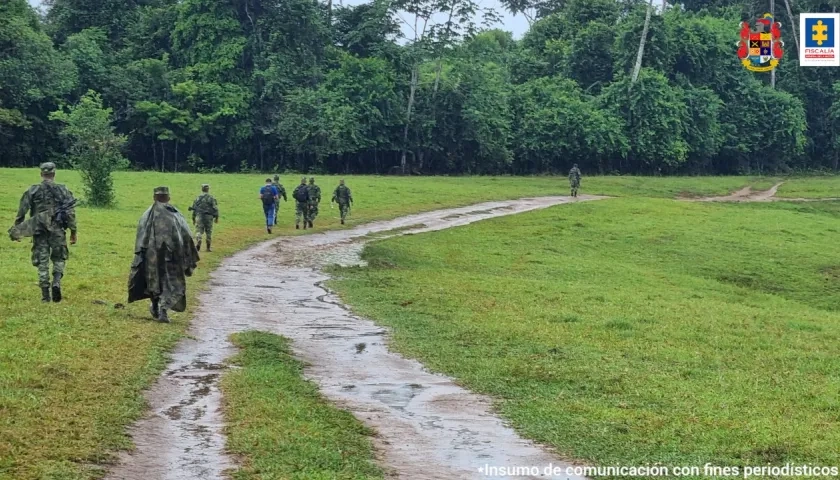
{"left": 105, "top": 195, "right": 602, "bottom": 480}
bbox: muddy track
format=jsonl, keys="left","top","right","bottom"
{"left": 105, "top": 196, "right": 604, "bottom": 480}
{"left": 687, "top": 182, "right": 840, "bottom": 203}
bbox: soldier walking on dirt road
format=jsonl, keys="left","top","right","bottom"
{"left": 9, "top": 162, "right": 77, "bottom": 303}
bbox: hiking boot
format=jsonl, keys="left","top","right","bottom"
{"left": 196, "top": 241, "right": 201, "bottom": 251}
{"left": 206, "top": 241, "right": 212, "bottom": 252}
{"left": 267, "top": 227, "right": 272, "bottom": 234}
{"left": 303, "top": 223, "right": 307, "bottom": 230}
{"left": 150, "top": 300, "right": 160, "bottom": 320}
{"left": 158, "top": 309, "right": 171, "bottom": 323}
{"left": 41, "top": 287, "right": 51, "bottom": 303}
{"left": 52, "top": 286, "right": 62, "bottom": 303}
{"left": 341, "top": 219, "right": 345, "bottom": 225}
{"left": 296, "top": 224, "right": 300, "bottom": 230}
{"left": 308, "top": 220, "right": 314, "bottom": 228}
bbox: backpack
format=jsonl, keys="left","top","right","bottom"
{"left": 293, "top": 186, "right": 309, "bottom": 202}
{"left": 261, "top": 187, "right": 276, "bottom": 205}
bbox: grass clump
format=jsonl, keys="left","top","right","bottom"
{"left": 222, "top": 331, "right": 383, "bottom": 480}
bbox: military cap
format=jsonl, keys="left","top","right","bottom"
{"left": 154, "top": 186, "right": 170, "bottom": 195}
{"left": 201, "top": 184, "right": 210, "bottom": 188}
{"left": 273, "top": 175, "right": 280, "bottom": 180}
{"left": 40, "top": 162, "right": 56, "bottom": 174}
{"left": 309, "top": 177, "right": 315, "bottom": 181}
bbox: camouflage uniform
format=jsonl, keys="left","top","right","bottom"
{"left": 569, "top": 165, "right": 581, "bottom": 197}
{"left": 271, "top": 177, "right": 287, "bottom": 226}
{"left": 128, "top": 186, "right": 200, "bottom": 323}
{"left": 332, "top": 181, "right": 353, "bottom": 224}
{"left": 189, "top": 186, "right": 219, "bottom": 251}
{"left": 307, "top": 177, "right": 321, "bottom": 227}
{"left": 292, "top": 179, "right": 310, "bottom": 229}
{"left": 12, "top": 163, "right": 77, "bottom": 302}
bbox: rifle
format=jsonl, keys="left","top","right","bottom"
{"left": 54, "top": 198, "right": 77, "bottom": 230}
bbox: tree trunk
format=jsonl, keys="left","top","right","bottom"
{"left": 631, "top": 0, "right": 654, "bottom": 84}
{"left": 152, "top": 140, "right": 158, "bottom": 171}
{"left": 771, "top": 0, "right": 776, "bottom": 88}
{"left": 174, "top": 141, "right": 178, "bottom": 172}
{"left": 783, "top": 0, "right": 799, "bottom": 54}
{"left": 161, "top": 143, "right": 166, "bottom": 172}
{"left": 400, "top": 64, "right": 419, "bottom": 174}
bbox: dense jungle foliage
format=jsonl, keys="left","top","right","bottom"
{"left": 1, "top": 0, "right": 837, "bottom": 174}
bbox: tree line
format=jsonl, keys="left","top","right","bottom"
{"left": 1, "top": 0, "right": 838, "bottom": 175}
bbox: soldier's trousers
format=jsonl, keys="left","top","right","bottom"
{"left": 195, "top": 215, "right": 214, "bottom": 245}
{"left": 308, "top": 201, "right": 319, "bottom": 221}
{"left": 31, "top": 231, "right": 68, "bottom": 288}
{"left": 338, "top": 203, "right": 350, "bottom": 221}
{"left": 295, "top": 201, "right": 308, "bottom": 225}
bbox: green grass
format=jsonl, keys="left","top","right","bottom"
{"left": 0, "top": 169, "right": 830, "bottom": 479}
{"left": 328, "top": 197, "right": 840, "bottom": 478}
{"left": 222, "top": 332, "right": 383, "bottom": 480}
{"left": 776, "top": 177, "right": 840, "bottom": 198}
{"left": 0, "top": 170, "right": 572, "bottom": 479}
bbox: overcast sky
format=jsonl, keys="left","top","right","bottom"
{"left": 25, "top": 0, "right": 530, "bottom": 38}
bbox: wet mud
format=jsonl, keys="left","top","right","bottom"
{"left": 106, "top": 196, "right": 603, "bottom": 480}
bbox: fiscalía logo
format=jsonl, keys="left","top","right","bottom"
{"left": 800, "top": 13, "right": 840, "bottom": 66}
{"left": 737, "top": 13, "right": 784, "bottom": 72}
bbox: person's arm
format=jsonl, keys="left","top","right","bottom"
{"left": 280, "top": 186, "right": 287, "bottom": 201}
{"left": 64, "top": 187, "right": 78, "bottom": 244}
{"left": 14, "top": 189, "right": 31, "bottom": 226}
{"left": 213, "top": 197, "right": 219, "bottom": 223}
{"left": 348, "top": 188, "right": 353, "bottom": 203}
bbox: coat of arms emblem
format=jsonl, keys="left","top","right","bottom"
{"left": 737, "top": 13, "right": 784, "bottom": 72}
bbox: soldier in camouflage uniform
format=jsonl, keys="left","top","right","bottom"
{"left": 271, "top": 175, "right": 287, "bottom": 226}
{"left": 128, "top": 186, "right": 200, "bottom": 323}
{"left": 569, "top": 163, "right": 581, "bottom": 197}
{"left": 307, "top": 177, "right": 321, "bottom": 228}
{"left": 292, "top": 177, "right": 310, "bottom": 230}
{"left": 189, "top": 184, "right": 219, "bottom": 252}
{"left": 10, "top": 162, "right": 77, "bottom": 303}
{"left": 331, "top": 179, "right": 353, "bottom": 225}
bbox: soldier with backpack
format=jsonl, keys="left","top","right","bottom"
{"left": 292, "top": 177, "right": 310, "bottom": 230}
{"left": 259, "top": 178, "right": 279, "bottom": 234}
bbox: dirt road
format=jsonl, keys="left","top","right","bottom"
{"left": 105, "top": 196, "right": 603, "bottom": 480}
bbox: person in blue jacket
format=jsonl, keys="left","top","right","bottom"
{"left": 259, "top": 178, "right": 279, "bottom": 233}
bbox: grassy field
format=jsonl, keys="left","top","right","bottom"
{"left": 329, "top": 197, "right": 840, "bottom": 478}
{"left": 0, "top": 169, "right": 822, "bottom": 479}
{"left": 0, "top": 170, "right": 575, "bottom": 479}
{"left": 222, "top": 332, "right": 383, "bottom": 480}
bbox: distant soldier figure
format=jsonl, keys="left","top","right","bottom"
{"left": 189, "top": 184, "right": 219, "bottom": 252}
{"left": 307, "top": 177, "right": 321, "bottom": 228}
{"left": 292, "top": 177, "right": 310, "bottom": 230}
{"left": 569, "top": 163, "right": 581, "bottom": 197}
{"left": 271, "top": 175, "right": 287, "bottom": 226}
{"left": 259, "top": 178, "right": 279, "bottom": 234}
{"left": 128, "top": 186, "right": 200, "bottom": 323}
{"left": 331, "top": 179, "right": 353, "bottom": 225}
{"left": 9, "top": 162, "right": 77, "bottom": 303}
